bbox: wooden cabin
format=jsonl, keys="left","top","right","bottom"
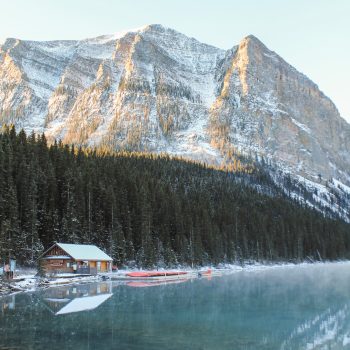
{"left": 40, "top": 243, "right": 113, "bottom": 275}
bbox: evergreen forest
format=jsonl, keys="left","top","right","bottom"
{"left": 1, "top": 126, "right": 350, "bottom": 268}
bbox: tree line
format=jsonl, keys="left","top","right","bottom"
{"left": 0, "top": 126, "right": 349, "bottom": 268}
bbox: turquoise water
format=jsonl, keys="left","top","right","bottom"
{"left": 1, "top": 263, "right": 350, "bottom": 349}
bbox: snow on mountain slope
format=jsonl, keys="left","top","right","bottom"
{"left": 1, "top": 24, "right": 350, "bottom": 219}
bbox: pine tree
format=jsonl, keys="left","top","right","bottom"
{"left": 0, "top": 126, "right": 350, "bottom": 268}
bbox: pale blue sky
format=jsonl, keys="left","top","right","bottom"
{"left": 0, "top": 0, "right": 349, "bottom": 122}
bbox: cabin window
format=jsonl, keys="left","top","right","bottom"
{"left": 67, "top": 262, "right": 70, "bottom": 268}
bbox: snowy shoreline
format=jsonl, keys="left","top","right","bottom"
{"left": 1, "top": 260, "right": 350, "bottom": 298}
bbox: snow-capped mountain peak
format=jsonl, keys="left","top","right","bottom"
{"left": 1, "top": 25, "right": 350, "bottom": 219}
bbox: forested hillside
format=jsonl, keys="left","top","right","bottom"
{"left": 1, "top": 126, "right": 350, "bottom": 267}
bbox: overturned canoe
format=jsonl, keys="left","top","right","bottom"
{"left": 198, "top": 269, "right": 212, "bottom": 276}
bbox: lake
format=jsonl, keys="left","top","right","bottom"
{"left": 1, "top": 263, "right": 350, "bottom": 349}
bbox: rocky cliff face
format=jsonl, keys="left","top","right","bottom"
{"left": 1, "top": 24, "right": 349, "bottom": 188}
{"left": 210, "top": 35, "right": 350, "bottom": 183}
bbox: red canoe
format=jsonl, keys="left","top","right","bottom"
{"left": 126, "top": 271, "right": 188, "bottom": 278}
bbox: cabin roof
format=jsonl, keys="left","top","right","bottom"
{"left": 57, "top": 243, "right": 112, "bottom": 261}
{"left": 42, "top": 243, "right": 112, "bottom": 261}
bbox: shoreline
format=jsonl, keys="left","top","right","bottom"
{"left": 1, "top": 260, "right": 350, "bottom": 298}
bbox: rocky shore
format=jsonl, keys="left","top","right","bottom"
{"left": 0, "top": 273, "right": 101, "bottom": 298}
{"left": 0, "top": 279, "right": 26, "bottom": 296}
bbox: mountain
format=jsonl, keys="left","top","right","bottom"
{"left": 1, "top": 24, "right": 350, "bottom": 219}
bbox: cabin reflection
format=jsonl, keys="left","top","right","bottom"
{"left": 41, "top": 282, "right": 113, "bottom": 315}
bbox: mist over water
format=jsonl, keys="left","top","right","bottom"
{"left": 1, "top": 263, "right": 350, "bottom": 349}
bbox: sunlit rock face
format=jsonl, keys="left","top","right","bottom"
{"left": 1, "top": 24, "right": 350, "bottom": 185}
{"left": 210, "top": 35, "right": 350, "bottom": 183}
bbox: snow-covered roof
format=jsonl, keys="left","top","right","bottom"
{"left": 53, "top": 243, "right": 112, "bottom": 261}
{"left": 43, "top": 255, "right": 71, "bottom": 260}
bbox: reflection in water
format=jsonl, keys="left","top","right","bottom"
{"left": 1, "top": 294, "right": 16, "bottom": 311}
{"left": 127, "top": 278, "right": 189, "bottom": 288}
{"left": 41, "top": 282, "right": 113, "bottom": 315}
{"left": 281, "top": 304, "right": 350, "bottom": 349}
{"left": 54, "top": 294, "right": 113, "bottom": 315}
{"left": 1, "top": 263, "right": 350, "bottom": 349}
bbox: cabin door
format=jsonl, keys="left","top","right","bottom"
{"left": 101, "top": 261, "right": 107, "bottom": 272}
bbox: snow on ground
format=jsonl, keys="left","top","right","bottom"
{"left": 0, "top": 271, "right": 100, "bottom": 297}
{"left": 332, "top": 178, "right": 350, "bottom": 195}
{"left": 269, "top": 170, "right": 350, "bottom": 222}
{"left": 254, "top": 92, "right": 288, "bottom": 116}
{"left": 42, "top": 275, "right": 99, "bottom": 286}
{"left": 169, "top": 115, "right": 220, "bottom": 160}
{"left": 296, "top": 175, "right": 328, "bottom": 194}
{"left": 216, "top": 260, "right": 350, "bottom": 274}
{"left": 22, "top": 59, "right": 62, "bottom": 100}
{"left": 2, "top": 261, "right": 350, "bottom": 298}
{"left": 13, "top": 275, "right": 37, "bottom": 291}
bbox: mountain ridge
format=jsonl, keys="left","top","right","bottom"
{"left": 0, "top": 25, "right": 347, "bottom": 114}
{"left": 0, "top": 24, "right": 349, "bottom": 194}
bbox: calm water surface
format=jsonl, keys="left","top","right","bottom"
{"left": 1, "top": 263, "right": 350, "bottom": 349}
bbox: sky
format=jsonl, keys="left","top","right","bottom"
{"left": 0, "top": 0, "right": 349, "bottom": 122}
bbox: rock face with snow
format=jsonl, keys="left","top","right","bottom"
{"left": 0, "top": 24, "right": 349, "bottom": 186}
{"left": 210, "top": 35, "right": 350, "bottom": 183}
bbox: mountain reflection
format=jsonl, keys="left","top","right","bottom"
{"left": 281, "top": 304, "right": 350, "bottom": 349}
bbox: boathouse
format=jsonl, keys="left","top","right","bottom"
{"left": 40, "top": 243, "right": 112, "bottom": 274}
